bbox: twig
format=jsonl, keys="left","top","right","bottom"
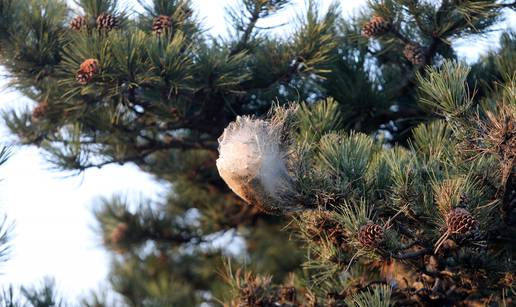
{"left": 394, "top": 247, "right": 431, "bottom": 260}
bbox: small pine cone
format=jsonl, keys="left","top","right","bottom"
{"left": 31, "top": 101, "right": 49, "bottom": 122}
{"left": 75, "top": 70, "right": 93, "bottom": 84}
{"left": 109, "top": 222, "right": 129, "bottom": 245}
{"left": 79, "top": 58, "right": 100, "bottom": 75}
{"left": 76, "top": 58, "right": 99, "bottom": 84}
{"left": 152, "top": 15, "right": 172, "bottom": 35}
{"left": 96, "top": 13, "right": 118, "bottom": 31}
{"left": 70, "top": 15, "right": 87, "bottom": 30}
{"left": 403, "top": 43, "right": 425, "bottom": 65}
{"left": 357, "top": 222, "right": 384, "bottom": 247}
{"left": 445, "top": 208, "right": 478, "bottom": 235}
{"left": 362, "top": 16, "right": 390, "bottom": 38}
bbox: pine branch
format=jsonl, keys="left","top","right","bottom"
{"left": 230, "top": 6, "right": 260, "bottom": 55}
{"left": 393, "top": 247, "right": 431, "bottom": 260}
{"left": 142, "top": 229, "right": 205, "bottom": 245}
{"left": 229, "top": 0, "right": 292, "bottom": 56}
{"left": 389, "top": 27, "right": 410, "bottom": 44}
{"left": 72, "top": 137, "right": 217, "bottom": 171}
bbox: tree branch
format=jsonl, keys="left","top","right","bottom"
{"left": 229, "top": 3, "right": 262, "bottom": 56}
{"left": 75, "top": 137, "right": 217, "bottom": 171}
{"left": 393, "top": 247, "right": 432, "bottom": 260}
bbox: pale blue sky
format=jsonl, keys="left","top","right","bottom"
{"left": 0, "top": 0, "right": 513, "bottom": 302}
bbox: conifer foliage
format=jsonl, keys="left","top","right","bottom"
{"left": 223, "top": 62, "right": 515, "bottom": 305}
{"left": 0, "top": 0, "right": 514, "bottom": 305}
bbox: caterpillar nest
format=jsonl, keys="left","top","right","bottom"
{"left": 216, "top": 111, "right": 300, "bottom": 213}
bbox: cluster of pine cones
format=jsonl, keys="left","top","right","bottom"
{"left": 355, "top": 208, "right": 478, "bottom": 248}
{"left": 362, "top": 15, "right": 425, "bottom": 66}
{"left": 71, "top": 13, "right": 175, "bottom": 35}
{"left": 70, "top": 13, "right": 119, "bottom": 31}
{"left": 71, "top": 13, "right": 176, "bottom": 84}
{"left": 70, "top": 13, "right": 115, "bottom": 84}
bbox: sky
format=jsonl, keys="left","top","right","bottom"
{"left": 0, "top": 0, "right": 514, "bottom": 302}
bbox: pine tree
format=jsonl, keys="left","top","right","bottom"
{"left": 223, "top": 61, "right": 515, "bottom": 306}
{"left": 0, "top": 0, "right": 514, "bottom": 305}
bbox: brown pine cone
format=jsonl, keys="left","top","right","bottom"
{"left": 79, "top": 58, "right": 99, "bottom": 75}
{"left": 96, "top": 13, "right": 118, "bottom": 31}
{"left": 152, "top": 15, "right": 172, "bottom": 35}
{"left": 403, "top": 43, "right": 425, "bottom": 65}
{"left": 362, "top": 16, "right": 390, "bottom": 38}
{"left": 109, "top": 222, "right": 129, "bottom": 245}
{"left": 31, "top": 101, "right": 49, "bottom": 122}
{"left": 357, "top": 222, "right": 384, "bottom": 247}
{"left": 70, "top": 15, "right": 87, "bottom": 30}
{"left": 75, "top": 58, "right": 99, "bottom": 84}
{"left": 445, "top": 208, "right": 478, "bottom": 235}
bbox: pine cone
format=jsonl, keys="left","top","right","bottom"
{"left": 75, "top": 58, "right": 99, "bottom": 84}
{"left": 70, "top": 15, "right": 87, "bottom": 30}
{"left": 362, "top": 16, "right": 390, "bottom": 38}
{"left": 403, "top": 43, "right": 425, "bottom": 65}
{"left": 152, "top": 15, "right": 172, "bottom": 35}
{"left": 31, "top": 101, "right": 49, "bottom": 122}
{"left": 109, "top": 222, "right": 129, "bottom": 245}
{"left": 357, "top": 222, "right": 384, "bottom": 247}
{"left": 79, "top": 58, "right": 99, "bottom": 75}
{"left": 445, "top": 208, "right": 478, "bottom": 235}
{"left": 96, "top": 13, "right": 118, "bottom": 31}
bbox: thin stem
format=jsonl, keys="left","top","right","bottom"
{"left": 394, "top": 247, "right": 431, "bottom": 260}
